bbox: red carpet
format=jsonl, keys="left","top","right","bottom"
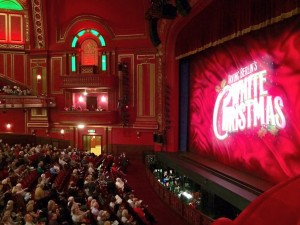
{"left": 125, "top": 158, "right": 189, "bottom": 225}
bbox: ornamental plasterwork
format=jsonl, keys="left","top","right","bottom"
{"left": 24, "top": 13, "right": 30, "bottom": 42}
{"left": 0, "top": 44, "right": 24, "bottom": 49}
{"left": 156, "top": 49, "right": 163, "bottom": 130}
{"left": 31, "top": 0, "right": 45, "bottom": 49}
{"left": 17, "top": 0, "right": 28, "bottom": 9}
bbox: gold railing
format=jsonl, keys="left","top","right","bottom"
{"left": 60, "top": 74, "right": 118, "bottom": 88}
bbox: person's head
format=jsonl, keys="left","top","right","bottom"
{"left": 24, "top": 213, "right": 33, "bottom": 222}
{"left": 68, "top": 196, "right": 74, "bottom": 203}
{"left": 87, "top": 196, "right": 93, "bottom": 202}
{"left": 2, "top": 178, "right": 7, "bottom": 185}
{"left": 135, "top": 200, "right": 142, "bottom": 208}
{"left": 26, "top": 203, "right": 34, "bottom": 212}
{"left": 6, "top": 200, "right": 13, "bottom": 207}
{"left": 48, "top": 200, "right": 57, "bottom": 211}
{"left": 119, "top": 204, "right": 125, "bottom": 211}
{"left": 122, "top": 209, "right": 129, "bottom": 218}
{"left": 92, "top": 201, "right": 99, "bottom": 209}
{"left": 129, "top": 194, "right": 134, "bottom": 199}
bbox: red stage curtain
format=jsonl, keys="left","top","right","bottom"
{"left": 176, "top": 0, "right": 300, "bottom": 59}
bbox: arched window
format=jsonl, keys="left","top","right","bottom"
{"left": 81, "top": 39, "right": 98, "bottom": 66}
{"left": 71, "top": 29, "right": 107, "bottom": 73}
{"left": 0, "top": 0, "right": 23, "bottom": 10}
{"left": 0, "top": 0, "right": 24, "bottom": 45}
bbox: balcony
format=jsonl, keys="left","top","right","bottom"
{"left": 60, "top": 74, "right": 119, "bottom": 89}
{"left": 0, "top": 95, "right": 56, "bottom": 109}
{"left": 52, "top": 110, "right": 119, "bottom": 125}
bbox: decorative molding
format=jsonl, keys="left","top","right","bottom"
{"left": 24, "top": 13, "right": 30, "bottom": 42}
{"left": 17, "top": 0, "right": 28, "bottom": 9}
{"left": 0, "top": 44, "right": 24, "bottom": 49}
{"left": 137, "top": 54, "right": 155, "bottom": 62}
{"left": 31, "top": 0, "right": 45, "bottom": 49}
{"left": 0, "top": 13, "right": 8, "bottom": 42}
{"left": 27, "top": 122, "right": 49, "bottom": 127}
{"left": 30, "top": 58, "right": 46, "bottom": 64}
{"left": 8, "top": 14, "right": 23, "bottom": 43}
{"left": 157, "top": 51, "right": 163, "bottom": 131}
{"left": 57, "top": 15, "right": 115, "bottom": 43}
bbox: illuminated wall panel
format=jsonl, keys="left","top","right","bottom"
{"left": 9, "top": 14, "right": 23, "bottom": 43}
{"left": 0, "top": 13, "right": 7, "bottom": 42}
{"left": 189, "top": 16, "right": 300, "bottom": 184}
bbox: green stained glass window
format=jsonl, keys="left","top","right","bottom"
{"left": 72, "top": 29, "right": 106, "bottom": 47}
{"left": 71, "top": 36, "right": 78, "bottom": 48}
{"left": 99, "top": 35, "right": 106, "bottom": 46}
{"left": 0, "top": 0, "right": 23, "bottom": 10}
{"left": 91, "top": 29, "right": 99, "bottom": 36}
{"left": 77, "top": 30, "right": 86, "bottom": 37}
{"left": 102, "top": 55, "right": 107, "bottom": 71}
{"left": 71, "top": 55, "right": 76, "bottom": 72}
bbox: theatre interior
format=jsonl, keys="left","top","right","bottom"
{"left": 0, "top": 0, "right": 300, "bottom": 225}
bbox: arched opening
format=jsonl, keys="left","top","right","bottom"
{"left": 81, "top": 39, "right": 98, "bottom": 66}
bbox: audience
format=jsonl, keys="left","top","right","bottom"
{"left": 1, "top": 85, "right": 32, "bottom": 96}
{"left": 0, "top": 141, "right": 155, "bottom": 225}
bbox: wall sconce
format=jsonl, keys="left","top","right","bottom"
{"left": 78, "top": 96, "right": 84, "bottom": 102}
{"left": 77, "top": 124, "right": 85, "bottom": 129}
{"left": 101, "top": 95, "right": 107, "bottom": 102}
{"left": 83, "top": 90, "right": 88, "bottom": 96}
{"left": 60, "top": 129, "right": 65, "bottom": 136}
{"left": 136, "top": 131, "right": 140, "bottom": 139}
{"left": 37, "top": 74, "right": 42, "bottom": 81}
{"left": 32, "top": 129, "right": 36, "bottom": 136}
{"left": 6, "top": 123, "right": 11, "bottom": 129}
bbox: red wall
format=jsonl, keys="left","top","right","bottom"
{"left": 0, "top": 110, "right": 26, "bottom": 134}
{"left": 111, "top": 127, "right": 154, "bottom": 145}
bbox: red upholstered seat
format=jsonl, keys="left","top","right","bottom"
{"left": 212, "top": 175, "right": 300, "bottom": 225}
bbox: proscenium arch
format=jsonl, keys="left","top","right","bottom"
{"left": 71, "top": 29, "right": 106, "bottom": 48}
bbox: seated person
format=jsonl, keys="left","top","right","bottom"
{"left": 71, "top": 205, "right": 90, "bottom": 224}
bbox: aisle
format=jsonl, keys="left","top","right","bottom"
{"left": 125, "top": 157, "right": 189, "bottom": 225}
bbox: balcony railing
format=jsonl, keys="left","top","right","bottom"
{"left": 0, "top": 95, "right": 56, "bottom": 108}
{"left": 52, "top": 110, "right": 119, "bottom": 124}
{"left": 60, "top": 74, "right": 119, "bottom": 88}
